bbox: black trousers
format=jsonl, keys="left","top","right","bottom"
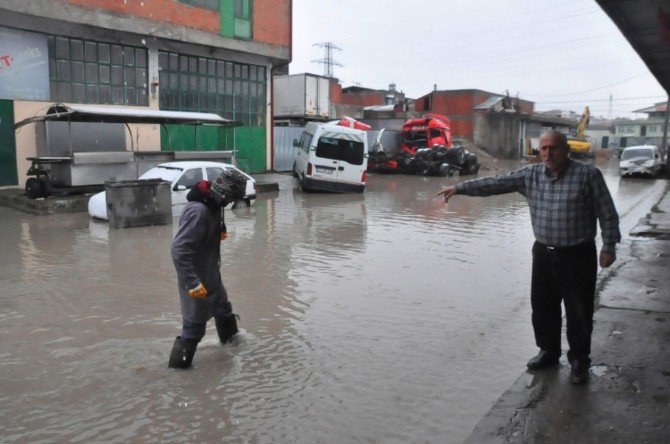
{"left": 530, "top": 240, "right": 597, "bottom": 363}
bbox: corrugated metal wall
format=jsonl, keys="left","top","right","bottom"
{"left": 273, "top": 126, "right": 304, "bottom": 171}
{"left": 273, "top": 126, "right": 403, "bottom": 172}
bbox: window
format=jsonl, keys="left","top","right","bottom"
{"left": 179, "top": 0, "right": 219, "bottom": 11}
{"left": 621, "top": 148, "right": 653, "bottom": 160}
{"left": 175, "top": 168, "right": 203, "bottom": 189}
{"left": 206, "top": 167, "right": 225, "bottom": 180}
{"left": 298, "top": 132, "right": 313, "bottom": 153}
{"left": 48, "top": 36, "right": 148, "bottom": 105}
{"left": 158, "top": 50, "right": 266, "bottom": 126}
{"left": 220, "top": 0, "right": 252, "bottom": 40}
{"left": 316, "top": 137, "right": 365, "bottom": 165}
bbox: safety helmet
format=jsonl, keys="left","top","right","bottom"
{"left": 210, "top": 168, "right": 248, "bottom": 205}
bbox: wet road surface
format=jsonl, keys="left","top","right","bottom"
{"left": 0, "top": 155, "right": 665, "bottom": 443}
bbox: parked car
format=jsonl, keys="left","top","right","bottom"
{"left": 88, "top": 161, "right": 256, "bottom": 220}
{"left": 618, "top": 145, "right": 664, "bottom": 178}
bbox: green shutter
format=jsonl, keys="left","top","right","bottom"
{"left": 220, "top": 0, "right": 251, "bottom": 40}
{"left": 0, "top": 100, "right": 18, "bottom": 185}
{"left": 220, "top": 0, "right": 235, "bottom": 38}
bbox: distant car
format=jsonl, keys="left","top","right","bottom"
{"left": 618, "top": 145, "right": 664, "bottom": 178}
{"left": 87, "top": 161, "right": 256, "bottom": 220}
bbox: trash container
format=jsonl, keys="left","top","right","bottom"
{"left": 105, "top": 179, "right": 172, "bottom": 229}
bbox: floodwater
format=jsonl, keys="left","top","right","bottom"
{"left": 0, "top": 156, "right": 665, "bottom": 443}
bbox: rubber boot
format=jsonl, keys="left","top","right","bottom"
{"left": 215, "top": 313, "right": 239, "bottom": 345}
{"left": 167, "top": 336, "right": 199, "bottom": 369}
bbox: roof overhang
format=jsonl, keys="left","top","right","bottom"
{"left": 595, "top": 0, "right": 670, "bottom": 94}
{"left": 14, "top": 104, "right": 241, "bottom": 129}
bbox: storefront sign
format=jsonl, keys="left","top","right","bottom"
{"left": 0, "top": 26, "right": 49, "bottom": 101}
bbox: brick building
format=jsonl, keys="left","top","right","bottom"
{"left": 0, "top": 0, "right": 291, "bottom": 186}
{"left": 415, "top": 89, "right": 535, "bottom": 158}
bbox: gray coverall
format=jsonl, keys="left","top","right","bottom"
{"left": 171, "top": 201, "right": 233, "bottom": 339}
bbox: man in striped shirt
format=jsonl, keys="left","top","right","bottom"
{"left": 437, "top": 130, "right": 620, "bottom": 384}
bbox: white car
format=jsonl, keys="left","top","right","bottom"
{"left": 619, "top": 145, "right": 664, "bottom": 178}
{"left": 88, "top": 161, "right": 256, "bottom": 220}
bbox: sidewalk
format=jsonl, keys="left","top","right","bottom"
{"left": 466, "top": 182, "right": 670, "bottom": 443}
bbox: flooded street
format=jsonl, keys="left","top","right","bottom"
{"left": 0, "top": 155, "right": 666, "bottom": 443}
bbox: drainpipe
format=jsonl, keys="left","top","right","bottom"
{"left": 269, "top": 64, "right": 274, "bottom": 172}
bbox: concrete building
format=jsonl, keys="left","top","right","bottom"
{"left": 331, "top": 83, "right": 407, "bottom": 120}
{"left": 0, "top": 0, "right": 292, "bottom": 187}
{"left": 612, "top": 102, "right": 668, "bottom": 150}
{"left": 414, "top": 89, "right": 536, "bottom": 158}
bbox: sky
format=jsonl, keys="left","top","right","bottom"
{"left": 290, "top": 0, "right": 668, "bottom": 119}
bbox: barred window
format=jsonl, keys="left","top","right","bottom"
{"left": 179, "top": 0, "right": 220, "bottom": 11}
{"left": 48, "top": 36, "right": 148, "bottom": 106}
{"left": 158, "top": 51, "right": 265, "bottom": 127}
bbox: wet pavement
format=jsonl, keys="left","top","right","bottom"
{"left": 466, "top": 177, "right": 670, "bottom": 443}
{"left": 0, "top": 156, "right": 667, "bottom": 443}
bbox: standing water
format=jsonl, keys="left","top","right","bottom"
{"left": 0, "top": 155, "right": 664, "bottom": 443}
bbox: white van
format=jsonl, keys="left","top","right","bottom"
{"left": 292, "top": 121, "right": 368, "bottom": 192}
{"left": 619, "top": 145, "right": 664, "bottom": 178}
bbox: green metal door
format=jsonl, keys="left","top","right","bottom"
{"left": 0, "top": 100, "right": 18, "bottom": 186}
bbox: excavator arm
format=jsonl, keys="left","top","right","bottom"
{"left": 576, "top": 106, "right": 590, "bottom": 138}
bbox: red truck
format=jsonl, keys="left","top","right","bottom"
{"left": 400, "top": 113, "right": 453, "bottom": 154}
{"left": 369, "top": 113, "right": 480, "bottom": 176}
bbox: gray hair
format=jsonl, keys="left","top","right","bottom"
{"left": 542, "top": 129, "right": 568, "bottom": 148}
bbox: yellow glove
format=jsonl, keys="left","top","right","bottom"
{"left": 188, "top": 283, "right": 208, "bottom": 299}
{"left": 220, "top": 230, "right": 228, "bottom": 241}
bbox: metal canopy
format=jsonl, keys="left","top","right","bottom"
{"left": 596, "top": 0, "right": 670, "bottom": 94}
{"left": 14, "top": 104, "right": 241, "bottom": 129}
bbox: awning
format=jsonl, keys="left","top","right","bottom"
{"left": 14, "top": 104, "right": 241, "bottom": 129}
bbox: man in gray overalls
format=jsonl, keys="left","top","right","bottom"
{"left": 168, "top": 169, "right": 248, "bottom": 369}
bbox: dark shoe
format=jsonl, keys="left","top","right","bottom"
{"left": 570, "top": 360, "right": 589, "bottom": 384}
{"left": 215, "top": 313, "right": 239, "bottom": 345}
{"left": 168, "top": 336, "right": 199, "bottom": 369}
{"left": 526, "top": 350, "right": 561, "bottom": 370}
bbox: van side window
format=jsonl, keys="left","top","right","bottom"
{"left": 298, "top": 131, "right": 312, "bottom": 153}
{"left": 302, "top": 133, "right": 313, "bottom": 153}
{"left": 316, "top": 136, "right": 364, "bottom": 165}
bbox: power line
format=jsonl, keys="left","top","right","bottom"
{"left": 523, "top": 72, "right": 652, "bottom": 97}
{"left": 535, "top": 95, "right": 666, "bottom": 104}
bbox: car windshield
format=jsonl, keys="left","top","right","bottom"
{"left": 139, "top": 166, "right": 183, "bottom": 182}
{"left": 621, "top": 149, "right": 653, "bottom": 160}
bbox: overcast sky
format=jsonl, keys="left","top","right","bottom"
{"left": 290, "top": 0, "right": 667, "bottom": 119}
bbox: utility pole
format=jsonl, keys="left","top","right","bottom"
{"left": 312, "top": 42, "right": 343, "bottom": 78}
{"left": 608, "top": 94, "right": 613, "bottom": 120}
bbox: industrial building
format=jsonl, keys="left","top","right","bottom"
{"left": 0, "top": 0, "right": 292, "bottom": 188}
